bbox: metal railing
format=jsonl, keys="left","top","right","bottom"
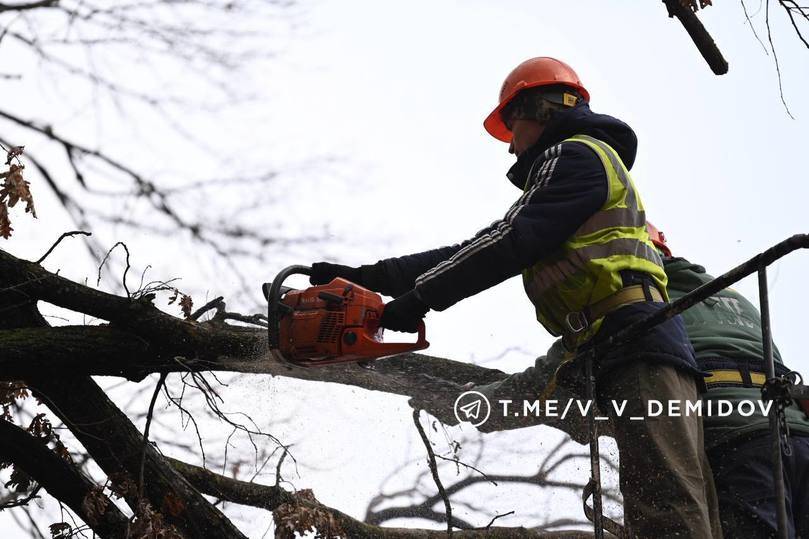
{"left": 581, "top": 234, "right": 809, "bottom": 539}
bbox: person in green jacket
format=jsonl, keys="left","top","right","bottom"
{"left": 652, "top": 224, "right": 809, "bottom": 538}
{"left": 460, "top": 223, "right": 809, "bottom": 537}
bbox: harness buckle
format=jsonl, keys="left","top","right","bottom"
{"left": 565, "top": 311, "right": 589, "bottom": 334}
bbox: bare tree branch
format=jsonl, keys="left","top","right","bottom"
{"left": 765, "top": 0, "right": 795, "bottom": 118}
{"left": 35, "top": 230, "right": 91, "bottom": 264}
{"left": 413, "top": 409, "right": 453, "bottom": 534}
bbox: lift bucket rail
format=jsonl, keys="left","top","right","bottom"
{"left": 578, "top": 234, "right": 809, "bottom": 539}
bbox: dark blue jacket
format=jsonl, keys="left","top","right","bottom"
{"left": 362, "top": 103, "right": 701, "bottom": 379}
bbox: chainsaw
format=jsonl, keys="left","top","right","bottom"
{"left": 262, "top": 265, "right": 429, "bottom": 367}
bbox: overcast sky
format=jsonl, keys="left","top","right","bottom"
{"left": 3, "top": 0, "right": 808, "bottom": 536}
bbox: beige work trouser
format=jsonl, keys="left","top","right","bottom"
{"left": 599, "top": 360, "right": 723, "bottom": 538}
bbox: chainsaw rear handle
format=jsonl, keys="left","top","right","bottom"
{"left": 263, "top": 265, "right": 312, "bottom": 349}
{"left": 356, "top": 320, "right": 429, "bottom": 356}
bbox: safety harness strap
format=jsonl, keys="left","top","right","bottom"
{"left": 564, "top": 283, "right": 665, "bottom": 335}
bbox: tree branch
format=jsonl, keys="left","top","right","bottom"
{"left": 413, "top": 410, "right": 453, "bottom": 534}
{"left": 0, "top": 246, "right": 586, "bottom": 440}
{"left": 0, "top": 419, "right": 129, "bottom": 538}
{"left": 29, "top": 375, "right": 248, "bottom": 538}
{"left": 167, "top": 457, "right": 593, "bottom": 539}
{"left": 0, "top": 1, "right": 57, "bottom": 12}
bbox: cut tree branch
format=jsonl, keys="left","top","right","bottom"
{"left": 663, "top": 0, "right": 729, "bottom": 74}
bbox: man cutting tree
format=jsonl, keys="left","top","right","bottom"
{"left": 310, "top": 57, "right": 721, "bottom": 537}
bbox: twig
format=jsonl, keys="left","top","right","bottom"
{"left": 781, "top": 0, "right": 809, "bottom": 49}
{"left": 136, "top": 265, "right": 152, "bottom": 295}
{"left": 138, "top": 372, "right": 167, "bottom": 500}
{"left": 0, "top": 484, "right": 42, "bottom": 509}
{"left": 412, "top": 409, "right": 452, "bottom": 536}
{"left": 190, "top": 296, "right": 224, "bottom": 321}
{"left": 740, "top": 0, "right": 771, "bottom": 54}
{"left": 215, "top": 311, "right": 268, "bottom": 328}
{"left": 274, "top": 447, "right": 289, "bottom": 488}
{"left": 433, "top": 455, "right": 497, "bottom": 486}
{"left": 765, "top": 0, "right": 795, "bottom": 117}
{"left": 483, "top": 511, "right": 515, "bottom": 529}
{"left": 97, "top": 241, "right": 131, "bottom": 297}
{"left": 162, "top": 384, "right": 207, "bottom": 468}
{"left": 21, "top": 506, "right": 46, "bottom": 539}
{"left": 36, "top": 230, "right": 91, "bottom": 264}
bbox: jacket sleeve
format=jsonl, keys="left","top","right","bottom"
{"left": 413, "top": 141, "right": 609, "bottom": 311}
{"left": 360, "top": 224, "right": 505, "bottom": 297}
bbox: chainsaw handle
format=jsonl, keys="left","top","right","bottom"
{"left": 264, "top": 265, "right": 312, "bottom": 349}
{"left": 356, "top": 320, "right": 429, "bottom": 357}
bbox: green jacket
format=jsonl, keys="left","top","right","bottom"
{"left": 665, "top": 257, "right": 809, "bottom": 449}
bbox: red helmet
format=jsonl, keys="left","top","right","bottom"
{"left": 646, "top": 221, "right": 672, "bottom": 258}
{"left": 483, "top": 57, "right": 590, "bottom": 143}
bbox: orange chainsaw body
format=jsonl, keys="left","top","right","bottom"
{"left": 265, "top": 267, "right": 428, "bottom": 367}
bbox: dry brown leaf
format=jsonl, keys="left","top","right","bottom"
{"left": 54, "top": 442, "right": 71, "bottom": 462}
{"left": 179, "top": 294, "right": 193, "bottom": 319}
{"left": 0, "top": 158, "right": 36, "bottom": 239}
{"left": 81, "top": 486, "right": 109, "bottom": 525}
{"left": 273, "top": 489, "right": 345, "bottom": 539}
{"left": 49, "top": 522, "right": 72, "bottom": 538}
{"left": 27, "top": 413, "right": 53, "bottom": 439}
{"left": 0, "top": 381, "right": 29, "bottom": 421}
{"left": 130, "top": 500, "right": 184, "bottom": 539}
{"left": 5, "top": 466, "right": 32, "bottom": 492}
{"left": 108, "top": 470, "right": 137, "bottom": 500}
{"left": 168, "top": 289, "right": 193, "bottom": 319}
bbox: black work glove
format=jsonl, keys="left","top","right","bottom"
{"left": 309, "top": 262, "right": 362, "bottom": 286}
{"left": 380, "top": 290, "right": 429, "bottom": 333}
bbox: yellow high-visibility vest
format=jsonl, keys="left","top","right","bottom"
{"left": 522, "top": 134, "right": 667, "bottom": 346}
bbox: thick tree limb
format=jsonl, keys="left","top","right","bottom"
{"left": 0, "top": 247, "right": 572, "bottom": 437}
{"left": 168, "top": 457, "right": 593, "bottom": 539}
{"left": 0, "top": 250, "right": 246, "bottom": 538}
{"left": 167, "top": 457, "right": 294, "bottom": 510}
{"left": 0, "top": 419, "right": 129, "bottom": 538}
{"left": 30, "top": 375, "right": 247, "bottom": 538}
{"left": 0, "top": 326, "right": 150, "bottom": 378}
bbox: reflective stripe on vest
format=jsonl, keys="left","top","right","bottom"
{"left": 522, "top": 134, "right": 668, "bottom": 343}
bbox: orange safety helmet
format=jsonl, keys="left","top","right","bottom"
{"left": 484, "top": 57, "right": 590, "bottom": 143}
{"left": 646, "top": 221, "right": 672, "bottom": 258}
